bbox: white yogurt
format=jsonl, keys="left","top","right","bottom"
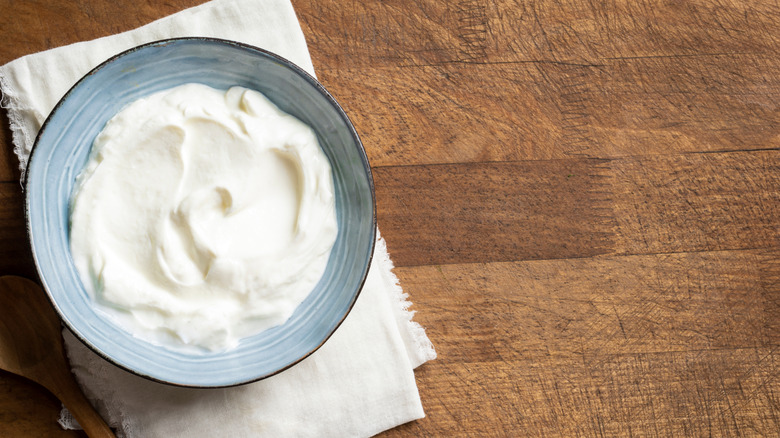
{"left": 69, "top": 83, "right": 338, "bottom": 352}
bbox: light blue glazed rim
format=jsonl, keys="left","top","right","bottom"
{"left": 24, "top": 38, "right": 376, "bottom": 387}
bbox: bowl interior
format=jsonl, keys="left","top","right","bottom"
{"left": 25, "top": 38, "right": 375, "bottom": 387}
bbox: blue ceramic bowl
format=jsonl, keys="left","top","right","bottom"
{"left": 25, "top": 38, "right": 375, "bottom": 387}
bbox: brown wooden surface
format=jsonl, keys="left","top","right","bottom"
{"left": 0, "top": 0, "right": 778, "bottom": 436}
{"left": 0, "top": 277, "right": 113, "bottom": 437}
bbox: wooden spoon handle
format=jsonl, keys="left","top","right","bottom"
{"left": 52, "top": 367, "right": 115, "bottom": 438}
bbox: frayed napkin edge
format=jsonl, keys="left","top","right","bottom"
{"left": 0, "top": 70, "right": 33, "bottom": 182}
{"left": 374, "top": 232, "right": 437, "bottom": 368}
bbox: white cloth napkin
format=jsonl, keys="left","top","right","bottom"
{"left": 0, "top": 1, "right": 436, "bottom": 436}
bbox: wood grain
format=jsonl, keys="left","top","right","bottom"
{"left": 399, "top": 250, "right": 779, "bottom": 359}
{"left": 319, "top": 57, "right": 780, "bottom": 167}
{"left": 298, "top": 1, "right": 780, "bottom": 67}
{"left": 388, "top": 250, "right": 780, "bottom": 436}
{"left": 0, "top": 184, "right": 35, "bottom": 279}
{"left": 375, "top": 151, "right": 779, "bottom": 266}
{"left": 0, "top": 0, "right": 778, "bottom": 436}
{"left": 300, "top": 0, "right": 780, "bottom": 166}
{"left": 0, "top": 0, "right": 205, "bottom": 61}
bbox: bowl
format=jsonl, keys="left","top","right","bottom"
{"left": 24, "top": 38, "right": 376, "bottom": 387}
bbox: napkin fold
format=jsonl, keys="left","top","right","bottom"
{"left": 0, "top": 0, "right": 435, "bottom": 436}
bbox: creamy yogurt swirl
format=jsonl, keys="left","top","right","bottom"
{"left": 69, "top": 84, "right": 338, "bottom": 352}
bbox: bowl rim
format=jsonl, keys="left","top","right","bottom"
{"left": 23, "top": 37, "right": 377, "bottom": 387}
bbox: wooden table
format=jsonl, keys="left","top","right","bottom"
{"left": 1, "top": 0, "right": 779, "bottom": 436}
